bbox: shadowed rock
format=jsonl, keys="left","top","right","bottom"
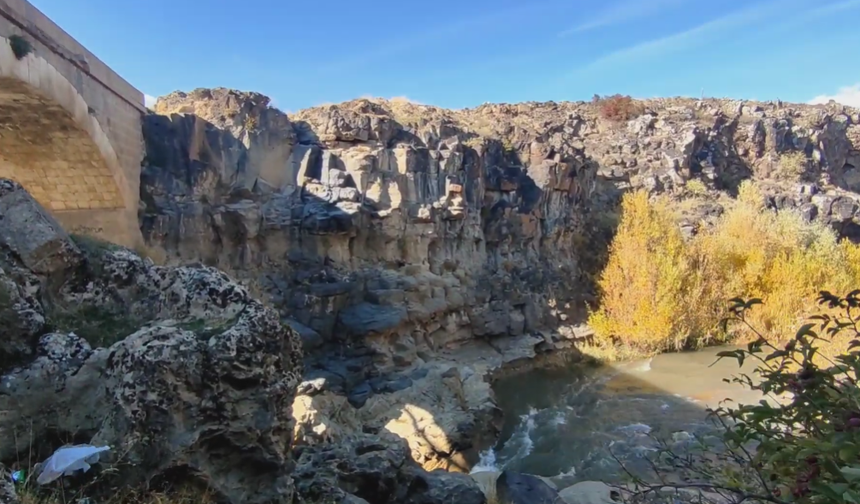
{"left": 497, "top": 470, "right": 561, "bottom": 504}
{"left": 292, "top": 433, "right": 486, "bottom": 504}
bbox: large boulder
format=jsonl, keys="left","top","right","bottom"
{"left": 0, "top": 179, "right": 304, "bottom": 504}
{"left": 0, "top": 179, "right": 78, "bottom": 369}
{"left": 470, "top": 470, "right": 559, "bottom": 502}
{"left": 0, "top": 179, "right": 83, "bottom": 277}
{"left": 496, "top": 470, "right": 561, "bottom": 504}
{"left": 558, "top": 481, "right": 618, "bottom": 504}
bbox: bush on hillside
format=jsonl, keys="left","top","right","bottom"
{"left": 594, "top": 94, "right": 645, "bottom": 122}
{"left": 620, "top": 293, "right": 860, "bottom": 504}
{"left": 589, "top": 181, "right": 860, "bottom": 354}
{"left": 685, "top": 178, "right": 708, "bottom": 196}
{"left": 777, "top": 151, "right": 809, "bottom": 181}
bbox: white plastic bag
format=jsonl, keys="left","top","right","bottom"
{"left": 36, "top": 445, "right": 110, "bottom": 485}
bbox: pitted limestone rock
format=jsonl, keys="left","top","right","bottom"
{"left": 0, "top": 463, "right": 18, "bottom": 504}
{"left": 0, "top": 333, "right": 106, "bottom": 461}
{"left": 0, "top": 179, "right": 304, "bottom": 504}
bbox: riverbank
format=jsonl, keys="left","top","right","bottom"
{"left": 292, "top": 324, "right": 593, "bottom": 473}
{"left": 471, "top": 346, "right": 763, "bottom": 485}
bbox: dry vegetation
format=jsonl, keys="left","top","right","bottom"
{"left": 588, "top": 181, "right": 860, "bottom": 355}
{"left": 685, "top": 178, "right": 708, "bottom": 196}
{"left": 593, "top": 94, "right": 645, "bottom": 122}
{"left": 17, "top": 485, "right": 214, "bottom": 504}
{"left": 776, "top": 150, "right": 809, "bottom": 181}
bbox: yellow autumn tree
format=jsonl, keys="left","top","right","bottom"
{"left": 588, "top": 190, "right": 708, "bottom": 353}
{"left": 589, "top": 181, "right": 860, "bottom": 356}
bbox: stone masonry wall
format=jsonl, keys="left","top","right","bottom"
{"left": 0, "top": 78, "right": 124, "bottom": 211}
{"left": 0, "top": 0, "right": 146, "bottom": 247}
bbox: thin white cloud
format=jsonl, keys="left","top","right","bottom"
{"left": 574, "top": 0, "right": 858, "bottom": 75}
{"left": 558, "top": 0, "right": 686, "bottom": 37}
{"left": 577, "top": 1, "right": 789, "bottom": 73}
{"left": 810, "top": 0, "right": 860, "bottom": 16}
{"left": 809, "top": 83, "right": 860, "bottom": 107}
{"left": 315, "top": 0, "right": 563, "bottom": 74}
{"left": 144, "top": 94, "right": 158, "bottom": 108}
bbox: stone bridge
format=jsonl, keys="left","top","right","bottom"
{"left": 0, "top": 0, "right": 144, "bottom": 248}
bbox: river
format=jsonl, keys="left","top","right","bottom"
{"left": 471, "top": 346, "right": 764, "bottom": 487}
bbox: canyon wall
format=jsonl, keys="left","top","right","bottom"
{"left": 141, "top": 89, "right": 598, "bottom": 368}
{"left": 141, "top": 91, "right": 860, "bottom": 345}
{"left": 138, "top": 89, "right": 860, "bottom": 469}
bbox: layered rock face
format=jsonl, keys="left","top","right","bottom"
{"left": 138, "top": 90, "right": 860, "bottom": 471}
{"left": 141, "top": 92, "right": 860, "bottom": 338}
{"left": 141, "top": 89, "right": 596, "bottom": 469}
{"left": 142, "top": 89, "right": 594, "bottom": 347}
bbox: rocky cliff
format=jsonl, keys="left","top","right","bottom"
{"left": 138, "top": 89, "right": 860, "bottom": 470}
{"left": 0, "top": 179, "right": 494, "bottom": 504}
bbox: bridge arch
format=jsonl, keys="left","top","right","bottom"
{"left": 0, "top": 35, "right": 131, "bottom": 217}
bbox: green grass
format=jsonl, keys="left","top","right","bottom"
{"left": 47, "top": 305, "right": 143, "bottom": 348}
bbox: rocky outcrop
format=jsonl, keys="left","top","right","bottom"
{"left": 292, "top": 433, "right": 486, "bottom": 504}
{"left": 142, "top": 89, "right": 592, "bottom": 342}
{"left": 496, "top": 470, "right": 561, "bottom": 504}
{"left": 291, "top": 339, "right": 541, "bottom": 473}
{"left": 141, "top": 89, "right": 595, "bottom": 469}
{"left": 138, "top": 90, "right": 860, "bottom": 472}
{"left": 0, "top": 179, "right": 303, "bottom": 504}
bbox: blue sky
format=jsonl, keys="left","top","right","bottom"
{"left": 30, "top": 0, "right": 860, "bottom": 112}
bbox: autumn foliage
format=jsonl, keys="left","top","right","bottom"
{"left": 588, "top": 182, "right": 860, "bottom": 354}
{"left": 593, "top": 94, "right": 644, "bottom": 122}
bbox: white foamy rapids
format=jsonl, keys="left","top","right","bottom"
{"left": 469, "top": 407, "right": 541, "bottom": 474}
{"left": 470, "top": 447, "right": 499, "bottom": 473}
{"left": 550, "top": 465, "right": 577, "bottom": 479}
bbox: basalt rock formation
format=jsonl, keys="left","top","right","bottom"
{"left": 138, "top": 89, "right": 860, "bottom": 471}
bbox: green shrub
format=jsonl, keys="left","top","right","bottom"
{"left": 716, "top": 292, "right": 860, "bottom": 503}
{"left": 48, "top": 304, "right": 142, "bottom": 348}
{"left": 686, "top": 178, "right": 708, "bottom": 196}
{"left": 620, "top": 293, "right": 860, "bottom": 504}
{"left": 8, "top": 35, "right": 32, "bottom": 60}
{"left": 777, "top": 151, "right": 808, "bottom": 181}
{"left": 48, "top": 235, "right": 143, "bottom": 347}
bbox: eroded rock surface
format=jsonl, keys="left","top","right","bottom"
{"left": 0, "top": 179, "right": 303, "bottom": 504}
{"left": 292, "top": 433, "right": 486, "bottom": 504}
{"left": 0, "top": 463, "right": 18, "bottom": 504}
{"left": 140, "top": 92, "right": 860, "bottom": 346}
{"left": 138, "top": 91, "right": 860, "bottom": 471}
{"left": 141, "top": 89, "right": 598, "bottom": 469}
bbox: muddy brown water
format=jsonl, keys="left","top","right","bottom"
{"left": 472, "top": 346, "right": 765, "bottom": 487}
